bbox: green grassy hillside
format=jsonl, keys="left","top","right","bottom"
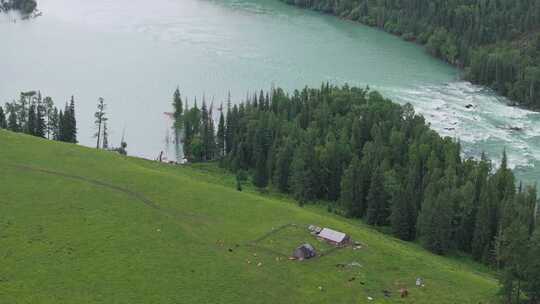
{"left": 0, "top": 130, "right": 498, "bottom": 303}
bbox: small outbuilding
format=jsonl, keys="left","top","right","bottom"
{"left": 318, "top": 228, "right": 350, "bottom": 246}
{"left": 292, "top": 243, "right": 316, "bottom": 260}
{"left": 308, "top": 225, "right": 322, "bottom": 234}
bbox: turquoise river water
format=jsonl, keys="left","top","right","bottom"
{"left": 1, "top": 0, "right": 539, "bottom": 184}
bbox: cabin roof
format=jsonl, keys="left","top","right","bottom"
{"left": 319, "top": 228, "right": 347, "bottom": 243}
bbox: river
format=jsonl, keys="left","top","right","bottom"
{"left": 1, "top": 0, "right": 539, "bottom": 184}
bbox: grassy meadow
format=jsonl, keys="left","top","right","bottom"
{"left": 0, "top": 130, "right": 499, "bottom": 303}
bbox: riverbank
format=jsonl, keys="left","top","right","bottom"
{"left": 2, "top": 0, "right": 540, "bottom": 186}
{"left": 279, "top": 0, "right": 540, "bottom": 112}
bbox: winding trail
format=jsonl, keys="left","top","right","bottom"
{"left": 13, "top": 164, "right": 160, "bottom": 210}
{"left": 9, "top": 163, "right": 207, "bottom": 224}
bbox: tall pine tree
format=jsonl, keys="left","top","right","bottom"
{"left": 0, "top": 106, "right": 6, "bottom": 129}
{"left": 27, "top": 104, "right": 37, "bottom": 136}
{"left": 273, "top": 139, "right": 295, "bottom": 193}
{"left": 525, "top": 229, "right": 540, "bottom": 302}
{"left": 7, "top": 106, "right": 19, "bottom": 132}
{"left": 94, "top": 98, "right": 107, "bottom": 148}
{"left": 365, "top": 167, "right": 389, "bottom": 226}
{"left": 36, "top": 102, "right": 46, "bottom": 138}
{"left": 290, "top": 139, "right": 316, "bottom": 204}
{"left": 172, "top": 88, "right": 183, "bottom": 142}
{"left": 58, "top": 110, "right": 64, "bottom": 141}
{"left": 390, "top": 183, "right": 417, "bottom": 241}
{"left": 43, "top": 96, "right": 55, "bottom": 139}
{"left": 217, "top": 107, "right": 225, "bottom": 157}
{"left": 252, "top": 116, "right": 272, "bottom": 188}
{"left": 50, "top": 107, "right": 60, "bottom": 140}
{"left": 472, "top": 180, "right": 499, "bottom": 263}
{"left": 340, "top": 156, "right": 366, "bottom": 218}
{"left": 67, "top": 96, "right": 77, "bottom": 143}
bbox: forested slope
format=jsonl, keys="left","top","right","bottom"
{"left": 1, "top": 0, "right": 37, "bottom": 14}
{"left": 0, "top": 130, "right": 500, "bottom": 303}
{"left": 175, "top": 84, "right": 540, "bottom": 302}
{"left": 281, "top": 0, "right": 540, "bottom": 110}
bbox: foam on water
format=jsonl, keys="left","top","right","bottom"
{"left": 383, "top": 81, "right": 540, "bottom": 179}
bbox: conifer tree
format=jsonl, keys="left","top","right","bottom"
{"left": 259, "top": 90, "right": 266, "bottom": 111}
{"left": 525, "top": 229, "right": 540, "bottom": 302}
{"left": 225, "top": 116, "right": 236, "bottom": 154}
{"left": 7, "top": 105, "right": 19, "bottom": 132}
{"left": 390, "top": 184, "right": 416, "bottom": 241}
{"left": 290, "top": 140, "right": 316, "bottom": 204}
{"left": 418, "top": 184, "right": 454, "bottom": 255}
{"left": 273, "top": 139, "right": 294, "bottom": 193}
{"left": 62, "top": 103, "right": 71, "bottom": 141}
{"left": 498, "top": 213, "right": 530, "bottom": 303}
{"left": 17, "top": 92, "right": 32, "bottom": 133}
{"left": 36, "top": 102, "right": 46, "bottom": 138}
{"left": 217, "top": 107, "right": 225, "bottom": 157}
{"left": 172, "top": 88, "right": 183, "bottom": 141}
{"left": 472, "top": 181, "right": 498, "bottom": 263}
{"left": 265, "top": 92, "right": 270, "bottom": 111}
{"left": 43, "top": 96, "right": 54, "bottom": 139}
{"left": 252, "top": 92, "right": 258, "bottom": 109}
{"left": 225, "top": 93, "right": 234, "bottom": 154}
{"left": 116, "top": 141, "right": 128, "bottom": 156}
{"left": 102, "top": 122, "right": 109, "bottom": 149}
{"left": 253, "top": 156, "right": 269, "bottom": 188}
{"left": 67, "top": 96, "right": 77, "bottom": 143}
{"left": 320, "top": 133, "right": 344, "bottom": 201}
{"left": 496, "top": 150, "right": 515, "bottom": 202}
{"left": 27, "top": 104, "right": 37, "bottom": 136}
{"left": 192, "top": 97, "right": 200, "bottom": 135}
{"left": 200, "top": 100, "right": 215, "bottom": 161}
{"left": 183, "top": 103, "right": 194, "bottom": 160}
{"left": 58, "top": 110, "right": 64, "bottom": 141}
{"left": 365, "top": 167, "right": 389, "bottom": 226}
{"left": 94, "top": 98, "right": 107, "bottom": 149}
{"left": 252, "top": 118, "right": 271, "bottom": 188}
{"left": 50, "top": 107, "right": 60, "bottom": 140}
{"left": 340, "top": 156, "right": 366, "bottom": 218}
{"left": 454, "top": 181, "right": 477, "bottom": 252}
{"left": 208, "top": 103, "right": 216, "bottom": 158}
{"left": 0, "top": 106, "right": 6, "bottom": 129}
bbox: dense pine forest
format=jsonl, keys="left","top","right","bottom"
{"left": 280, "top": 0, "right": 540, "bottom": 111}
{"left": 0, "top": 0, "right": 37, "bottom": 14}
{"left": 0, "top": 91, "right": 77, "bottom": 143}
{"left": 172, "top": 85, "right": 539, "bottom": 302}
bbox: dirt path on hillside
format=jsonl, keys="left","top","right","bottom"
{"left": 10, "top": 164, "right": 207, "bottom": 224}
{"left": 14, "top": 164, "right": 161, "bottom": 210}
